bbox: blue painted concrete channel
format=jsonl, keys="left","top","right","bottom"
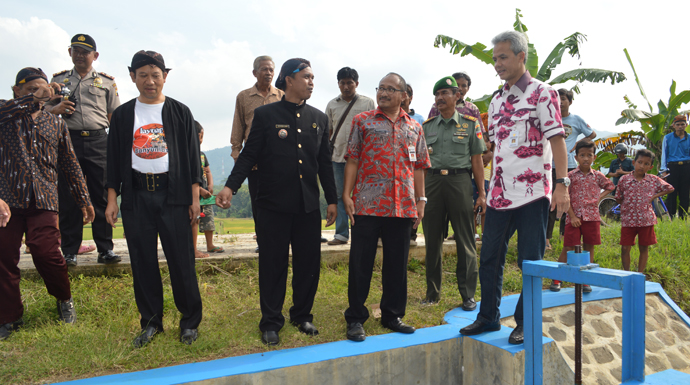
{"left": 58, "top": 282, "right": 690, "bottom": 385}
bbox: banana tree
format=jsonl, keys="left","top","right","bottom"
{"left": 592, "top": 130, "right": 650, "bottom": 170}
{"left": 433, "top": 8, "right": 626, "bottom": 112}
{"left": 617, "top": 49, "right": 690, "bottom": 156}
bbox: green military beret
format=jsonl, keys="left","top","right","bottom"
{"left": 433, "top": 76, "right": 458, "bottom": 95}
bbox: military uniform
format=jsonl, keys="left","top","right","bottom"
{"left": 225, "top": 98, "right": 337, "bottom": 332}
{"left": 422, "top": 110, "right": 485, "bottom": 302}
{"left": 48, "top": 68, "right": 120, "bottom": 257}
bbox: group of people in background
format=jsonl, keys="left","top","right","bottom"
{"left": 1, "top": 27, "right": 687, "bottom": 351}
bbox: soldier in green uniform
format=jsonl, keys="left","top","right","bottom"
{"left": 421, "top": 76, "right": 486, "bottom": 310}
{"left": 46, "top": 34, "right": 121, "bottom": 266}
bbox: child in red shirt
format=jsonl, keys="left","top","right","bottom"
{"left": 615, "top": 149, "right": 673, "bottom": 272}
{"left": 550, "top": 140, "right": 614, "bottom": 292}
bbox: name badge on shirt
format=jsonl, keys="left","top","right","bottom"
{"left": 509, "top": 130, "right": 519, "bottom": 148}
{"left": 408, "top": 145, "right": 417, "bottom": 162}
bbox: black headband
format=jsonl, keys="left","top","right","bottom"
{"left": 128, "top": 50, "right": 171, "bottom": 73}
{"left": 275, "top": 58, "right": 310, "bottom": 91}
{"left": 15, "top": 67, "right": 48, "bottom": 86}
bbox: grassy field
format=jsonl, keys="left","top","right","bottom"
{"left": 3, "top": 218, "right": 688, "bottom": 384}
{"left": 80, "top": 218, "right": 380, "bottom": 241}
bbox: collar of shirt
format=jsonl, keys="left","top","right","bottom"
{"left": 70, "top": 67, "right": 99, "bottom": 81}
{"left": 335, "top": 93, "right": 358, "bottom": 103}
{"left": 571, "top": 167, "right": 594, "bottom": 177}
{"left": 374, "top": 106, "right": 411, "bottom": 125}
{"left": 673, "top": 131, "right": 688, "bottom": 140}
{"left": 501, "top": 71, "right": 532, "bottom": 95}
{"left": 279, "top": 96, "right": 307, "bottom": 111}
{"left": 440, "top": 110, "right": 461, "bottom": 126}
{"left": 250, "top": 83, "right": 280, "bottom": 97}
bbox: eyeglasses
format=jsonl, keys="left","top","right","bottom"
{"left": 376, "top": 87, "right": 403, "bottom": 95}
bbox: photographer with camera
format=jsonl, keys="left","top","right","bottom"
{"left": 46, "top": 34, "right": 121, "bottom": 266}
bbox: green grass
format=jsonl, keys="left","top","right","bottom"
{"left": 4, "top": 218, "right": 688, "bottom": 384}
{"left": 80, "top": 218, "right": 444, "bottom": 240}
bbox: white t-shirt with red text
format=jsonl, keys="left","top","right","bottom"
{"left": 132, "top": 99, "right": 169, "bottom": 173}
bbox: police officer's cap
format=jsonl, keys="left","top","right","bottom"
{"left": 71, "top": 34, "right": 97, "bottom": 52}
{"left": 433, "top": 76, "right": 458, "bottom": 95}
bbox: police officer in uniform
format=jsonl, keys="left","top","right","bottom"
{"left": 217, "top": 58, "right": 337, "bottom": 346}
{"left": 422, "top": 76, "right": 486, "bottom": 309}
{"left": 47, "top": 34, "right": 121, "bottom": 266}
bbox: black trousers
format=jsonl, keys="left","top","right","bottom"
{"left": 248, "top": 170, "right": 259, "bottom": 245}
{"left": 665, "top": 162, "right": 690, "bottom": 219}
{"left": 121, "top": 188, "right": 202, "bottom": 331}
{"left": 58, "top": 133, "right": 112, "bottom": 254}
{"left": 256, "top": 207, "right": 321, "bottom": 332}
{"left": 345, "top": 215, "right": 411, "bottom": 324}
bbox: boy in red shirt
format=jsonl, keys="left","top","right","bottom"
{"left": 550, "top": 140, "right": 614, "bottom": 292}
{"left": 615, "top": 149, "right": 673, "bottom": 272}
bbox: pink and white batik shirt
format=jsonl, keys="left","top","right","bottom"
{"left": 487, "top": 71, "right": 564, "bottom": 210}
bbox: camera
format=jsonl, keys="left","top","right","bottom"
{"left": 60, "top": 86, "right": 77, "bottom": 119}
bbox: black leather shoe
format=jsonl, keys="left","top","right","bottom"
{"left": 57, "top": 298, "right": 76, "bottom": 324}
{"left": 320, "top": 237, "right": 328, "bottom": 243}
{"left": 462, "top": 298, "right": 477, "bottom": 311}
{"left": 261, "top": 331, "right": 279, "bottom": 346}
{"left": 381, "top": 318, "right": 415, "bottom": 334}
{"left": 97, "top": 250, "right": 122, "bottom": 264}
{"left": 509, "top": 325, "right": 524, "bottom": 345}
{"left": 0, "top": 318, "right": 24, "bottom": 341}
{"left": 133, "top": 326, "right": 161, "bottom": 348}
{"left": 64, "top": 254, "right": 77, "bottom": 267}
{"left": 459, "top": 320, "right": 501, "bottom": 336}
{"left": 254, "top": 246, "right": 260, "bottom": 253}
{"left": 180, "top": 329, "right": 198, "bottom": 345}
{"left": 291, "top": 321, "right": 319, "bottom": 336}
{"left": 346, "top": 322, "right": 366, "bottom": 342}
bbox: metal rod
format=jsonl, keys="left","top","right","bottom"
{"left": 574, "top": 244, "right": 583, "bottom": 385}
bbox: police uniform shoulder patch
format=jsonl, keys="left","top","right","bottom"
{"left": 463, "top": 114, "right": 477, "bottom": 122}
{"left": 98, "top": 72, "right": 115, "bottom": 80}
{"left": 53, "top": 70, "right": 69, "bottom": 77}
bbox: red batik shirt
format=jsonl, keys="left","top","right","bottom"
{"left": 615, "top": 173, "right": 673, "bottom": 227}
{"left": 565, "top": 168, "right": 614, "bottom": 225}
{"left": 346, "top": 107, "right": 431, "bottom": 218}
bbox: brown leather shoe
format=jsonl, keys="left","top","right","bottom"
{"left": 327, "top": 239, "right": 348, "bottom": 245}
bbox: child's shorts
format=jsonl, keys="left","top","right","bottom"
{"left": 620, "top": 226, "right": 657, "bottom": 246}
{"left": 199, "top": 205, "right": 216, "bottom": 232}
{"left": 564, "top": 220, "right": 601, "bottom": 247}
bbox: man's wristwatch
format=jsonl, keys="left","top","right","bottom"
{"left": 554, "top": 177, "right": 571, "bottom": 187}
{"left": 417, "top": 197, "right": 428, "bottom": 203}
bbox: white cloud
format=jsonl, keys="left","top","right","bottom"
{"left": 3, "top": 1, "right": 690, "bottom": 151}
{"left": 0, "top": 17, "right": 72, "bottom": 97}
{"left": 164, "top": 39, "right": 262, "bottom": 150}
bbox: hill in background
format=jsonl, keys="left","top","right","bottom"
{"left": 203, "top": 145, "right": 235, "bottom": 185}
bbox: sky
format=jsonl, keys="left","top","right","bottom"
{"left": 2, "top": 1, "right": 689, "bottom": 152}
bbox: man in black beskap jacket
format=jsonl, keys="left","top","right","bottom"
{"left": 217, "top": 58, "right": 337, "bottom": 346}
{"left": 105, "top": 50, "right": 202, "bottom": 348}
